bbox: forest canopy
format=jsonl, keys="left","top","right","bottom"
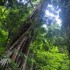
{"left": 0, "top": 0, "right": 70, "bottom": 70}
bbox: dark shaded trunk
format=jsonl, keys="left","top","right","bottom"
{"left": 60, "top": 0, "right": 70, "bottom": 58}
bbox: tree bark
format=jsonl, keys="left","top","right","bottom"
{"left": 0, "top": 0, "right": 46, "bottom": 70}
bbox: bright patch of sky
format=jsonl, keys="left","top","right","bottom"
{"left": 45, "top": 4, "right": 61, "bottom": 27}
{"left": 42, "top": 24, "right": 48, "bottom": 30}
{"left": 17, "top": 0, "right": 28, "bottom": 4}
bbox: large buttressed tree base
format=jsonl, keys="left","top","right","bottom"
{"left": 0, "top": 0, "right": 47, "bottom": 70}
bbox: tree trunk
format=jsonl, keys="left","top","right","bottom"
{"left": 0, "top": 0, "right": 47, "bottom": 70}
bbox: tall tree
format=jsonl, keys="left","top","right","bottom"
{"left": 0, "top": 0, "right": 44, "bottom": 70}
{"left": 59, "top": 0, "right": 70, "bottom": 57}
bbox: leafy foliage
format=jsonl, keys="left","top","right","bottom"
{"left": 27, "top": 23, "right": 70, "bottom": 70}
{"left": 0, "top": 0, "right": 70, "bottom": 70}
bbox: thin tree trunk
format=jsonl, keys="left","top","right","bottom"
{"left": 30, "top": 54, "right": 34, "bottom": 70}
{"left": 20, "top": 50, "right": 29, "bottom": 70}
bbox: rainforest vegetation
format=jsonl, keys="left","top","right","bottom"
{"left": 0, "top": 0, "right": 70, "bottom": 70}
